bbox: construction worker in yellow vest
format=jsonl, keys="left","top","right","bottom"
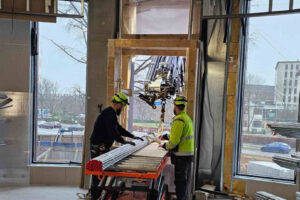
{"left": 160, "top": 96, "right": 194, "bottom": 200}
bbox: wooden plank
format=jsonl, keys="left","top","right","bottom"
{"left": 0, "top": 0, "right": 56, "bottom": 22}
{"left": 123, "top": 48, "right": 187, "bottom": 56}
{"left": 185, "top": 47, "right": 197, "bottom": 120}
{"left": 192, "top": 0, "right": 201, "bottom": 35}
{"left": 106, "top": 40, "right": 116, "bottom": 106}
{"left": 0, "top": 13, "right": 56, "bottom": 22}
{"left": 121, "top": 54, "right": 130, "bottom": 128}
{"left": 122, "top": 34, "right": 200, "bottom": 40}
{"left": 122, "top": 34, "right": 189, "bottom": 40}
{"left": 122, "top": 0, "right": 136, "bottom": 35}
{"left": 133, "top": 143, "right": 168, "bottom": 158}
{"left": 114, "top": 39, "right": 198, "bottom": 49}
{"left": 223, "top": 0, "right": 246, "bottom": 194}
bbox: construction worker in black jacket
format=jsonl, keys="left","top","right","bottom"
{"left": 89, "top": 92, "right": 143, "bottom": 200}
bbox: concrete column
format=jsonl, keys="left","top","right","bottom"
{"left": 81, "top": 0, "right": 119, "bottom": 188}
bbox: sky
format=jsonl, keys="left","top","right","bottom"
{"left": 37, "top": 0, "right": 300, "bottom": 93}
{"left": 39, "top": 3, "right": 87, "bottom": 94}
{"left": 246, "top": 0, "right": 300, "bottom": 85}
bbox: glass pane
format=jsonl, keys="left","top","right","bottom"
{"left": 272, "top": 0, "right": 290, "bottom": 11}
{"left": 132, "top": 56, "right": 185, "bottom": 133}
{"left": 34, "top": 2, "right": 87, "bottom": 163}
{"left": 294, "top": 0, "right": 300, "bottom": 9}
{"left": 248, "top": 0, "right": 291, "bottom": 12}
{"left": 248, "top": 0, "right": 269, "bottom": 13}
{"left": 123, "top": 0, "right": 190, "bottom": 34}
{"left": 239, "top": 14, "right": 300, "bottom": 180}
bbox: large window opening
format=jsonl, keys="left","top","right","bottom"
{"left": 33, "top": 2, "right": 87, "bottom": 164}
{"left": 236, "top": 1, "right": 299, "bottom": 181}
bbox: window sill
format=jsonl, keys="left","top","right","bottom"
{"left": 233, "top": 174, "right": 296, "bottom": 185}
{"left": 29, "top": 163, "right": 81, "bottom": 168}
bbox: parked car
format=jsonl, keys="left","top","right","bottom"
{"left": 39, "top": 122, "right": 55, "bottom": 129}
{"left": 53, "top": 121, "right": 62, "bottom": 128}
{"left": 260, "top": 142, "right": 291, "bottom": 154}
{"left": 39, "top": 121, "right": 61, "bottom": 129}
{"left": 67, "top": 124, "right": 84, "bottom": 131}
{"left": 58, "top": 128, "right": 73, "bottom": 134}
{"left": 37, "top": 120, "right": 46, "bottom": 126}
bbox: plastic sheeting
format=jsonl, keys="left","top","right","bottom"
{"left": 195, "top": 18, "right": 227, "bottom": 190}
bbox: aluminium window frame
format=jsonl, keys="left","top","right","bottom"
{"left": 31, "top": 20, "right": 87, "bottom": 165}
{"left": 31, "top": 0, "right": 88, "bottom": 165}
{"left": 232, "top": 0, "right": 296, "bottom": 184}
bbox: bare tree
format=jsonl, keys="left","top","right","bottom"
{"left": 244, "top": 74, "right": 265, "bottom": 133}
{"left": 38, "top": 78, "right": 58, "bottom": 119}
{"left": 72, "top": 85, "right": 86, "bottom": 114}
{"left": 51, "top": 2, "right": 88, "bottom": 64}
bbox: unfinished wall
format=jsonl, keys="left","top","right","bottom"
{"left": 81, "top": 0, "right": 119, "bottom": 188}
{"left": 0, "top": 19, "right": 31, "bottom": 186}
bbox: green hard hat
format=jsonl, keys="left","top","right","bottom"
{"left": 174, "top": 96, "right": 188, "bottom": 106}
{"left": 112, "top": 92, "right": 130, "bottom": 106}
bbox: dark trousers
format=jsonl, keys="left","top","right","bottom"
{"left": 90, "top": 143, "right": 109, "bottom": 200}
{"left": 172, "top": 155, "right": 193, "bottom": 200}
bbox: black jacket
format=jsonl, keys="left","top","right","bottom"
{"left": 90, "top": 107, "right": 134, "bottom": 147}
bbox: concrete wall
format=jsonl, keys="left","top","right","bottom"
{"left": 81, "top": 0, "right": 119, "bottom": 188}
{"left": 0, "top": 19, "right": 31, "bottom": 186}
{"left": 30, "top": 166, "right": 81, "bottom": 186}
{"left": 0, "top": 19, "right": 82, "bottom": 186}
{"left": 0, "top": 20, "right": 31, "bottom": 92}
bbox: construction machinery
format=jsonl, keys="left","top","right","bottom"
{"left": 138, "top": 56, "right": 185, "bottom": 123}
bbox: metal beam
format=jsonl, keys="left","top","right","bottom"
{"left": 202, "top": 8, "right": 300, "bottom": 19}
{"left": 269, "top": 0, "right": 273, "bottom": 12}
{"left": 290, "top": 0, "right": 294, "bottom": 10}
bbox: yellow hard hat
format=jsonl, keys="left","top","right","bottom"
{"left": 112, "top": 92, "right": 130, "bottom": 106}
{"left": 174, "top": 96, "right": 187, "bottom": 106}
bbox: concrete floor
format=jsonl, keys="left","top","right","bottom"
{"left": 0, "top": 186, "right": 88, "bottom": 200}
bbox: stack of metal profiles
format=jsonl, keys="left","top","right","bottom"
{"left": 255, "top": 191, "right": 286, "bottom": 200}
{"left": 272, "top": 155, "right": 300, "bottom": 170}
{"left": 86, "top": 137, "right": 151, "bottom": 172}
{"left": 297, "top": 192, "right": 300, "bottom": 200}
{"left": 267, "top": 122, "right": 300, "bottom": 139}
{"left": 107, "top": 155, "right": 164, "bottom": 172}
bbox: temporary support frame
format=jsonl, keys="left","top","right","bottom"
{"left": 106, "top": 39, "right": 198, "bottom": 128}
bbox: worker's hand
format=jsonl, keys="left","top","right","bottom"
{"left": 158, "top": 143, "right": 167, "bottom": 150}
{"left": 159, "top": 134, "right": 169, "bottom": 141}
{"left": 124, "top": 141, "right": 136, "bottom": 146}
{"left": 133, "top": 136, "right": 144, "bottom": 141}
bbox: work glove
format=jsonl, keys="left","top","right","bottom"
{"left": 159, "top": 134, "right": 169, "bottom": 140}
{"left": 124, "top": 141, "right": 136, "bottom": 146}
{"left": 133, "top": 136, "right": 144, "bottom": 141}
{"left": 159, "top": 143, "right": 167, "bottom": 150}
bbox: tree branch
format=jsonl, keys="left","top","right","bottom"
{"left": 51, "top": 40, "right": 86, "bottom": 64}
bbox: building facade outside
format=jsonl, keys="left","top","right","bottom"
{"left": 275, "top": 61, "right": 300, "bottom": 109}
